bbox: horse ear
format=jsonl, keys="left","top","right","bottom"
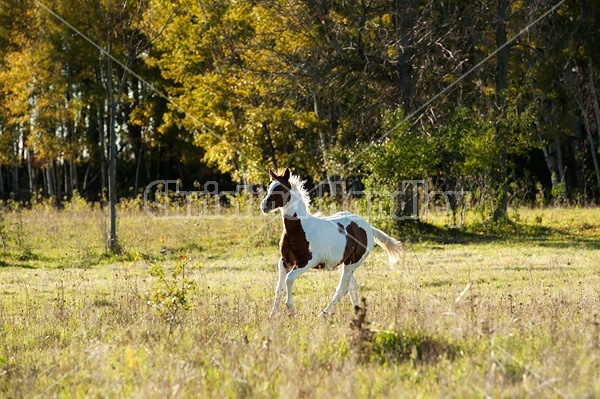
{"left": 269, "top": 169, "right": 277, "bottom": 180}
{"left": 283, "top": 168, "right": 291, "bottom": 180}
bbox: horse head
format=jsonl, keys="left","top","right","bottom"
{"left": 260, "top": 168, "right": 292, "bottom": 213}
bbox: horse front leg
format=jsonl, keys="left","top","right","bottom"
{"left": 284, "top": 260, "right": 316, "bottom": 314}
{"left": 270, "top": 258, "right": 287, "bottom": 317}
{"left": 319, "top": 263, "right": 361, "bottom": 317}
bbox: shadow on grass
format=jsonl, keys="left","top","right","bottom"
{"left": 0, "top": 248, "right": 158, "bottom": 270}
{"left": 350, "top": 298, "right": 462, "bottom": 365}
{"left": 395, "top": 220, "right": 600, "bottom": 250}
{"left": 0, "top": 255, "right": 38, "bottom": 269}
{"left": 365, "top": 328, "right": 462, "bottom": 365}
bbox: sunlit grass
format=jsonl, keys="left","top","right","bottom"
{"left": 0, "top": 202, "right": 599, "bottom": 397}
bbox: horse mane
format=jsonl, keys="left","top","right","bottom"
{"left": 288, "top": 174, "right": 311, "bottom": 208}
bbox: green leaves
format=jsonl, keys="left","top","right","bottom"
{"left": 147, "top": 255, "right": 196, "bottom": 333}
{"left": 1, "top": 0, "right": 600, "bottom": 204}
{"left": 364, "top": 107, "right": 436, "bottom": 189}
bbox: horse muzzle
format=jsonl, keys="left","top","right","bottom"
{"left": 260, "top": 199, "right": 272, "bottom": 214}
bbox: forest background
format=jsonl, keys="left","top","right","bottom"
{"left": 1, "top": 0, "right": 600, "bottom": 225}
{"left": 4, "top": 3, "right": 600, "bottom": 395}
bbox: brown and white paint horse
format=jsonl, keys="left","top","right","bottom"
{"left": 261, "top": 168, "right": 403, "bottom": 317}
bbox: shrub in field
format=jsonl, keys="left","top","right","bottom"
{"left": 349, "top": 297, "right": 375, "bottom": 362}
{"left": 146, "top": 255, "right": 196, "bottom": 333}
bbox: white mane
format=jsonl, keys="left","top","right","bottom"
{"left": 288, "top": 174, "right": 311, "bottom": 208}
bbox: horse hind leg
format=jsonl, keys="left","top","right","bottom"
{"left": 348, "top": 274, "right": 360, "bottom": 311}
{"left": 319, "top": 262, "right": 361, "bottom": 317}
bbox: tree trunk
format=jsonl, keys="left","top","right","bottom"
{"left": 134, "top": 143, "right": 143, "bottom": 195}
{"left": 11, "top": 135, "right": 19, "bottom": 199}
{"left": 26, "top": 149, "right": 35, "bottom": 198}
{"left": 82, "top": 161, "right": 91, "bottom": 192}
{"left": 12, "top": 165, "right": 18, "bottom": 199}
{"left": 53, "top": 160, "right": 62, "bottom": 208}
{"left": 394, "top": 181, "right": 420, "bottom": 231}
{"left": 553, "top": 130, "right": 565, "bottom": 185}
{"left": 107, "top": 56, "right": 117, "bottom": 249}
{"left": 0, "top": 166, "right": 4, "bottom": 199}
{"left": 106, "top": 0, "right": 118, "bottom": 251}
{"left": 313, "top": 95, "right": 334, "bottom": 195}
{"left": 263, "top": 121, "right": 278, "bottom": 171}
{"left": 45, "top": 167, "right": 53, "bottom": 197}
{"left": 589, "top": 57, "right": 600, "bottom": 147}
{"left": 563, "top": 68, "right": 585, "bottom": 200}
{"left": 70, "top": 159, "right": 77, "bottom": 194}
{"left": 108, "top": 97, "right": 118, "bottom": 251}
{"left": 106, "top": 6, "right": 130, "bottom": 252}
{"left": 63, "top": 161, "right": 69, "bottom": 199}
{"left": 492, "top": 0, "right": 510, "bottom": 221}
{"left": 582, "top": 111, "right": 600, "bottom": 198}
{"left": 395, "top": 0, "right": 417, "bottom": 113}
{"left": 98, "top": 101, "right": 107, "bottom": 196}
{"left": 537, "top": 132, "right": 560, "bottom": 192}
{"left": 390, "top": 0, "right": 419, "bottom": 225}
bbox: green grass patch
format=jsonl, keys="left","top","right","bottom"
{"left": 0, "top": 204, "right": 599, "bottom": 397}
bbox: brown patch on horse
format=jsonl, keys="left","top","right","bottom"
{"left": 280, "top": 213, "right": 312, "bottom": 271}
{"left": 342, "top": 221, "right": 368, "bottom": 265}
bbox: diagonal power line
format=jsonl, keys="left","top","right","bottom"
{"left": 32, "top": 1, "right": 571, "bottom": 396}
{"left": 35, "top": 0, "right": 567, "bottom": 184}
{"left": 336, "top": 0, "right": 568, "bottom": 174}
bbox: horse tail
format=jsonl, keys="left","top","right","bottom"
{"left": 371, "top": 227, "right": 403, "bottom": 264}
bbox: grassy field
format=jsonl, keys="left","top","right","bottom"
{"left": 1, "top": 200, "right": 600, "bottom": 398}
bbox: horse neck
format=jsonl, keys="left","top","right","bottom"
{"left": 281, "top": 190, "right": 310, "bottom": 219}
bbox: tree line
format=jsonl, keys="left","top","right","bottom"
{"left": 1, "top": 0, "right": 600, "bottom": 219}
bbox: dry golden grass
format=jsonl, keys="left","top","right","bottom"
{"left": 0, "top": 203, "right": 600, "bottom": 397}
